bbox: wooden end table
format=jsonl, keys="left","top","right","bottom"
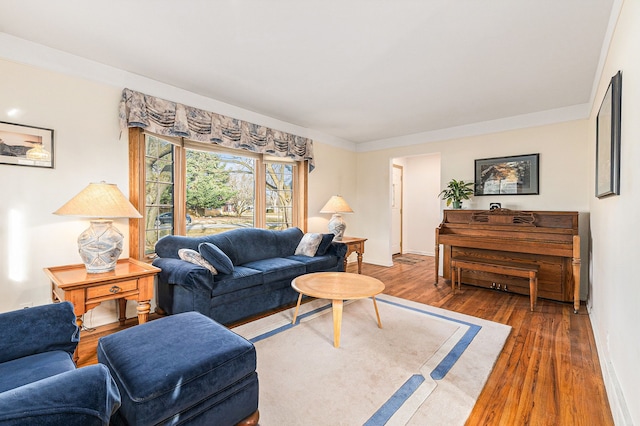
{"left": 291, "top": 272, "right": 385, "bottom": 348}
{"left": 339, "top": 237, "right": 367, "bottom": 273}
{"left": 45, "top": 258, "right": 160, "bottom": 338}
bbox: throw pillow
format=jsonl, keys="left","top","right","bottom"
{"left": 198, "top": 243, "right": 234, "bottom": 275}
{"left": 315, "top": 233, "right": 335, "bottom": 256}
{"left": 294, "top": 233, "right": 323, "bottom": 257}
{"left": 178, "top": 248, "right": 218, "bottom": 275}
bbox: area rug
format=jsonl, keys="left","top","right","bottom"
{"left": 232, "top": 294, "right": 511, "bottom": 425}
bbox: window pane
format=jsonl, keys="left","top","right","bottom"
{"left": 185, "top": 149, "right": 255, "bottom": 236}
{"left": 265, "top": 162, "right": 293, "bottom": 229}
{"left": 145, "top": 135, "right": 174, "bottom": 255}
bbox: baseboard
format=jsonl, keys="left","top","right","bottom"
{"left": 588, "top": 307, "right": 633, "bottom": 425}
{"left": 401, "top": 249, "right": 434, "bottom": 257}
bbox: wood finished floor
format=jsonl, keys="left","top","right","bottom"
{"left": 78, "top": 254, "right": 614, "bottom": 425}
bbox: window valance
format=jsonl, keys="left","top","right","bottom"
{"left": 119, "top": 88, "right": 315, "bottom": 170}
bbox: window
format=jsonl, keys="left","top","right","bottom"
{"left": 129, "top": 129, "right": 307, "bottom": 259}
{"left": 184, "top": 147, "right": 256, "bottom": 236}
{"left": 144, "top": 135, "right": 174, "bottom": 255}
{"left": 265, "top": 162, "right": 294, "bottom": 230}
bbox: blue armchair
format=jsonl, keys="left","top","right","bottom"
{"left": 0, "top": 302, "right": 121, "bottom": 425}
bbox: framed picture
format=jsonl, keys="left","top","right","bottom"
{"left": 596, "top": 71, "right": 622, "bottom": 198}
{"left": 0, "top": 121, "right": 54, "bottom": 169}
{"left": 474, "top": 153, "right": 539, "bottom": 196}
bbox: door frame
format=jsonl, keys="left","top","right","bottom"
{"left": 392, "top": 163, "right": 404, "bottom": 255}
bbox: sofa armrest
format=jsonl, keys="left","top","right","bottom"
{"left": 153, "top": 258, "right": 217, "bottom": 293}
{"left": 326, "top": 242, "right": 348, "bottom": 261}
{"left": 0, "top": 302, "right": 79, "bottom": 364}
{"left": 0, "top": 364, "right": 120, "bottom": 426}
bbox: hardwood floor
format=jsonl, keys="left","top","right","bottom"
{"left": 78, "top": 254, "right": 614, "bottom": 425}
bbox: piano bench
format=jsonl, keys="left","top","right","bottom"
{"left": 450, "top": 257, "right": 539, "bottom": 311}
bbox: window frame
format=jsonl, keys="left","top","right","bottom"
{"left": 128, "top": 128, "right": 308, "bottom": 260}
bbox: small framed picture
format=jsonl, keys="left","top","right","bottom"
{"left": 474, "top": 153, "right": 539, "bottom": 196}
{"left": 0, "top": 121, "right": 54, "bottom": 169}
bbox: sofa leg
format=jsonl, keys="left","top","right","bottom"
{"left": 236, "top": 410, "right": 259, "bottom": 426}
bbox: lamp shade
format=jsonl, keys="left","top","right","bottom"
{"left": 54, "top": 182, "right": 142, "bottom": 218}
{"left": 53, "top": 182, "right": 141, "bottom": 273}
{"left": 320, "top": 195, "right": 353, "bottom": 214}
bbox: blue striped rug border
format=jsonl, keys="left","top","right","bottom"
{"left": 248, "top": 296, "right": 483, "bottom": 425}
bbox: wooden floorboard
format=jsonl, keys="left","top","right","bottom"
{"left": 78, "top": 254, "right": 614, "bottom": 425}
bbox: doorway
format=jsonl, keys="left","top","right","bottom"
{"left": 390, "top": 154, "right": 441, "bottom": 261}
{"left": 391, "top": 164, "right": 403, "bottom": 255}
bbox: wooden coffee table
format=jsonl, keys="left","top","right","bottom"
{"left": 291, "top": 272, "right": 385, "bottom": 348}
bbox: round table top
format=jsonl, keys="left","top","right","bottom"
{"left": 291, "top": 272, "right": 385, "bottom": 300}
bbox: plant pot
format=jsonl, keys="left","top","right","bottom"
{"left": 452, "top": 201, "right": 462, "bottom": 209}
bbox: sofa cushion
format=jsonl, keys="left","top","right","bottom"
{"left": 272, "top": 227, "right": 305, "bottom": 257}
{"left": 0, "top": 351, "right": 75, "bottom": 393}
{"left": 211, "top": 266, "right": 264, "bottom": 296}
{"left": 294, "top": 233, "right": 322, "bottom": 256}
{"left": 242, "top": 257, "right": 306, "bottom": 284}
{"left": 97, "top": 312, "right": 257, "bottom": 426}
{"left": 286, "top": 254, "right": 340, "bottom": 273}
{"left": 316, "top": 233, "right": 335, "bottom": 256}
{"left": 199, "top": 243, "right": 234, "bottom": 274}
{"left": 217, "top": 227, "right": 304, "bottom": 265}
{"left": 178, "top": 248, "right": 218, "bottom": 275}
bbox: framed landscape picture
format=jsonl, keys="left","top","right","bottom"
{"left": 474, "top": 153, "right": 539, "bottom": 196}
{"left": 0, "top": 121, "right": 54, "bottom": 169}
{"left": 596, "top": 71, "right": 622, "bottom": 198}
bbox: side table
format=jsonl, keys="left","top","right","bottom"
{"left": 339, "top": 237, "right": 367, "bottom": 274}
{"left": 45, "top": 257, "right": 160, "bottom": 333}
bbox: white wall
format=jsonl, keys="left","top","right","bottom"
{"left": 0, "top": 59, "right": 128, "bottom": 325}
{"left": 307, "top": 142, "right": 358, "bottom": 235}
{"left": 587, "top": 0, "right": 639, "bottom": 423}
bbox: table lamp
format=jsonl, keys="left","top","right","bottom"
{"left": 320, "top": 195, "right": 353, "bottom": 241}
{"left": 53, "top": 182, "right": 142, "bottom": 273}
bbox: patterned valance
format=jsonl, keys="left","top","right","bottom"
{"left": 119, "top": 88, "right": 315, "bottom": 171}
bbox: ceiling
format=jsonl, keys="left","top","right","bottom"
{"left": 0, "top": 1, "right": 615, "bottom": 145}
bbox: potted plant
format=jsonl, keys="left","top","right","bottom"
{"left": 438, "top": 179, "right": 474, "bottom": 209}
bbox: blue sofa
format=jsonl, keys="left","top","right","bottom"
{"left": 0, "top": 302, "right": 121, "bottom": 426}
{"left": 153, "top": 227, "right": 347, "bottom": 324}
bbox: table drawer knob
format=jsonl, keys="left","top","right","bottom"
{"left": 109, "top": 285, "right": 121, "bottom": 294}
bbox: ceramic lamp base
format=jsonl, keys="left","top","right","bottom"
{"left": 328, "top": 214, "right": 347, "bottom": 241}
{"left": 77, "top": 220, "right": 123, "bottom": 273}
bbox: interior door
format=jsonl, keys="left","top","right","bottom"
{"left": 391, "top": 164, "right": 403, "bottom": 255}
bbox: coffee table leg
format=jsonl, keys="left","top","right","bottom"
{"left": 332, "top": 299, "right": 343, "bottom": 348}
{"left": 372, "top": 296, "right": 382, "bottom": 328}
{"left": 292, "top": 292, "right": 303, "bottom": 324}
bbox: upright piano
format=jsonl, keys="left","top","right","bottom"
{"left": 435, "top": 209, "right": 580, "bottom": 312}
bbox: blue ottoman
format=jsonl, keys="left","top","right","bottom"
{"left": 97, "top": 312, "right": 259, "bottom": 426}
